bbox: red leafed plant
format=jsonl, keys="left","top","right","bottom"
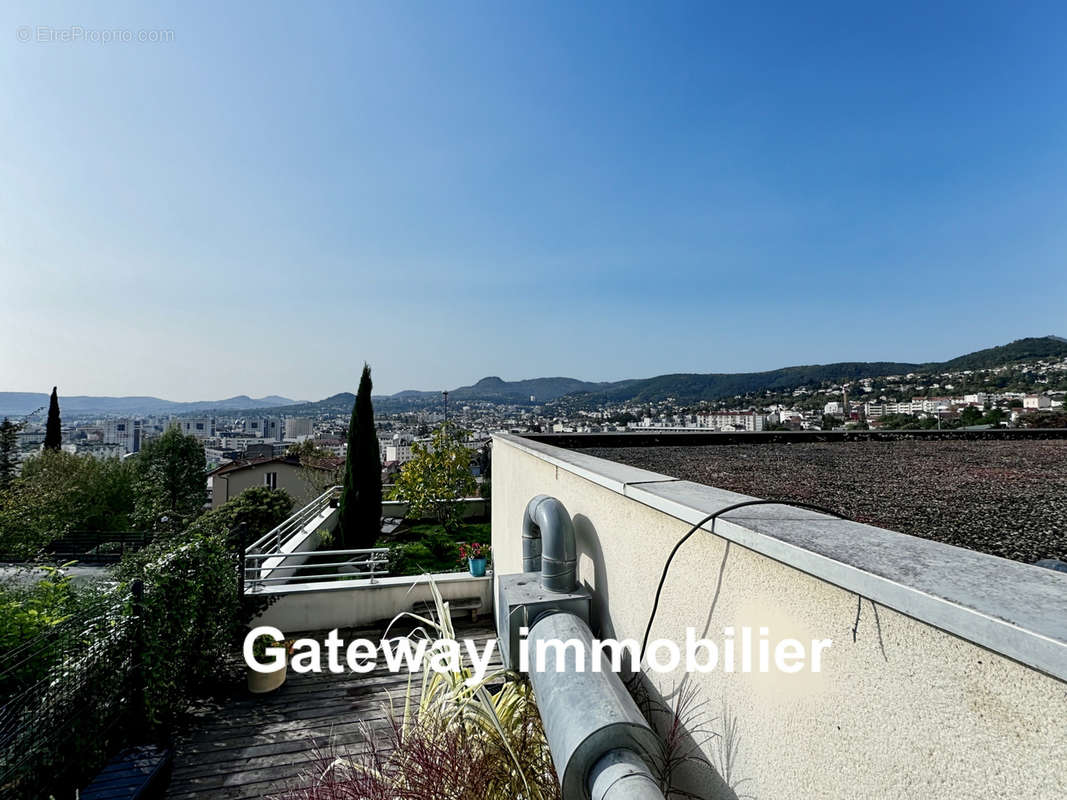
{"left": 457, "top": 541, "right": 490, "bottom": 562}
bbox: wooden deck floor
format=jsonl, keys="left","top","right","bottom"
{"left": 165, "top": 620, "right": 499, "bottom": 800}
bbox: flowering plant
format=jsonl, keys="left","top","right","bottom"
{"left": 250, "top": 632, "right": 296, "bottom": 661}
{"left": 457, "top": 542, "right": 490, "bottom": 562}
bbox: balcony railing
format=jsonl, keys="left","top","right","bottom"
{"left": 247, "top": 485, "right": 341, "bottom": 555}
{"left": 242, "top": 546, "right": 390, "bottom": 593}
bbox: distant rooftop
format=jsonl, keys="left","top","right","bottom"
{"left": 571, "top": 437, "right": 1067, "bottom": 565}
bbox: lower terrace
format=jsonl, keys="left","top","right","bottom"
{"left": 165, "top": 620, "right": 498, "bottom": 799}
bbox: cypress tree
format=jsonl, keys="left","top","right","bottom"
{"left": 44, "top": 387, "right": 62, "bottom": 451}
{"left": 337, "top": 364, "right": 382, "bottom": 549}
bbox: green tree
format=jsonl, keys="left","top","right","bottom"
{"left": 958, "top": 406, "right": 984, "bottom": 426}
{"left": 981, "top": 408, "right": 1007, "bottom": 426}
{"left": 0, "top": 450, "right": 136, "bottom": 557}
{"left": 821, "top": 414, "right": 842, "bottom": 429}
{"left": 0, "top": 417, "right": 22, "bottom": 490}
{"left": 205, "top": 486, "right": 293, "bottom": 541}
{"left": 1017, "top": 411, "right": 1067, "bottom": 429}
{"left": 132, "top": 427, "right": 207, "bottom": 535}
{"left": 390, "top": 424, "right": 477, "bottom": 533}
{"left": 337, "top": 364, "right": 382, "bottom": 548}
{"left": 43, "top": 387, "right": 61, "bottom": 451}
{"left": 287, "top": 439, "right": 342, "bottom": 497}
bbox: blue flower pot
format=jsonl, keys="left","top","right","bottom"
{"left": 468, "top": 557, "right": 487, "bottom": 577}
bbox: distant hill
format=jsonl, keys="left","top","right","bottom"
{"left": 570, "top": 336, "right": 1067, "bottom": 405}
{"left": 0, "top": 392, "right": 297, "bottom": 417}
{"left": 447, "top": 376, "right": 638, "bottom": 403}
{"left": 6, "top": 336, "right": 1063, "bottom": 418}
{"left": 257, "top": 335, "right": 1067, "bottom": 415}
{"left": 579, "top": 361, "right": 923, "bottom": 405}
{"left": 938, "top": 336, "right": 1067, "bottom": 371}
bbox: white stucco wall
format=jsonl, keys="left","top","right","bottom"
{"left": 253, "top": 572, "right": 493, "bottom": 632}
{"left": 492, "top": 435, "right": 1067, "bottom": 800}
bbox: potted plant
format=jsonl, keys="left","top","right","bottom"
{"left": 458, "top": 542, "right": 490, "bottom": 577}
{"left": 247, "top": 633, "right": 295, "bottom": 694}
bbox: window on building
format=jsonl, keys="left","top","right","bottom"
{"left": 196, "top": 423, "right": 204, "bottom": 431}
{"left": 264, "top": 472, "right": 277, "bottom": 490}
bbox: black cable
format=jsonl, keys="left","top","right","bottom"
{"left": 639, "top": 499, "right": 851, "bottom": 662}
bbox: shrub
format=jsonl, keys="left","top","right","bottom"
{"left": 137, "top": 531, "right": 241, "bottom": 728}
{"left": 118, "top": 488, "right": 289, "bottom": 728}
{"left": 0, "top": 563, "right": 98, "bottom": 698}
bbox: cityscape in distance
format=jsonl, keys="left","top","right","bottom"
{"left": 3, "top": 335, "right": 1065, "bottom": 474}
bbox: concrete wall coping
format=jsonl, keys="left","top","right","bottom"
{"left": 493, "top": 433, "right": 1067, "bottom": 682}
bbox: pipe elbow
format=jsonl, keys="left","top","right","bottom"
{"left": 523, "top": 495, "right": 577, "bottom": 593}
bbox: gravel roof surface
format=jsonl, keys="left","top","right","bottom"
{"left": 578, "top": 441, "right": 1067, "bottom": 565}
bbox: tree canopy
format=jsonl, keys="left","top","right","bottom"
{"left": 0, "top": 450, "right": 136, "bottom": 557}
{"left": 132, "top": 427, "right": 207, "bottom": 535}
{"left": 390, "top": 424, "right": 477, "bottom": 532}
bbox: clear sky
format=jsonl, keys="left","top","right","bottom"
{"left": 2, "top": 1, "right": 1065, "bottom": 400}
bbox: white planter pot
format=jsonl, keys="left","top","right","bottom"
{"left": 247, "top": 665, "right": 287, "bottom": 694}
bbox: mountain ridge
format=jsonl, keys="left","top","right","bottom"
{"left": 0, "top": 393, "right": 298, "bottom": 417}
{"left": 3, "top": 336, "right": 1063, "bottom": 417}
{"left": 276, "top": 336, "right": 1067, "bottom": 413}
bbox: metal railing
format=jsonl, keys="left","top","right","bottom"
{"left": 247, "top": 485, "right": 342, "bottom": 555}
{"left": 0, "top": 585, "right": 139, "bottom": 798}
{"left": 46, "top": 529, "right": 153, "bottom": 561}
{"left": 243, "top": 547, "right": 390, "bottom": 593}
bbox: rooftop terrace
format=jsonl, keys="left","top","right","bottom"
{"left": 490, "top": 432, "right": 1067, "bottom": 798}
{"left": 576, "top": 438, "right": 1067, "bottom": 564}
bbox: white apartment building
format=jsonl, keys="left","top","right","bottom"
{"left": 824, "top": 401, "right": 844, "bottom": 415}
{"left": 695, "top": 412, "right": 767, "bottom": 431}
{"left": 381, "top": 434, "right": 415, "bottom": 464}
{"left": 219, "top": 436, "right": 283, "bottom": 451}
{"left": 241, "top": 416, "right": 282, "bottom": 440}
{"left": 61, "top": 442, "right": 126, "bottom": 460}
{"left": 102, "top": 418, "right": 142, "bottom": 454}
{"left": 169, "top": 417, "right": 216, "bottom": 438}
{"left": 284, "top": 417, "right": 315, "bottom": 440}
{"left": 1023, "top": 395, "right": 1052, "bottom": 410}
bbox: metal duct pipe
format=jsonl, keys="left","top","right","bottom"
{"left": 522, "top": 495, "right": 577, "bottom": 593}
{"left": 589, "top": 750, "right": 664, "bottom": 800}
{"left": 527, "top": 612, "right": 663, "bottom": 800}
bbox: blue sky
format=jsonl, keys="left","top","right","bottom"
{"left": 2, "top": 1, "right": 1065, "bottom": 400}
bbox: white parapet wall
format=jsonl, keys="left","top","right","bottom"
{"left": 491, "top": 433, "right": 1067, "bottom": 800}
{"left": 253, "top": 571, "right": 493, "bottom": 632}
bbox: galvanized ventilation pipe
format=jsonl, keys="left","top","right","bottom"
{"left": 520, "top": 496, "right": 665, "bottom": 800}
{"left": 522, "top": 494, "right": 578, "bottom": 592}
